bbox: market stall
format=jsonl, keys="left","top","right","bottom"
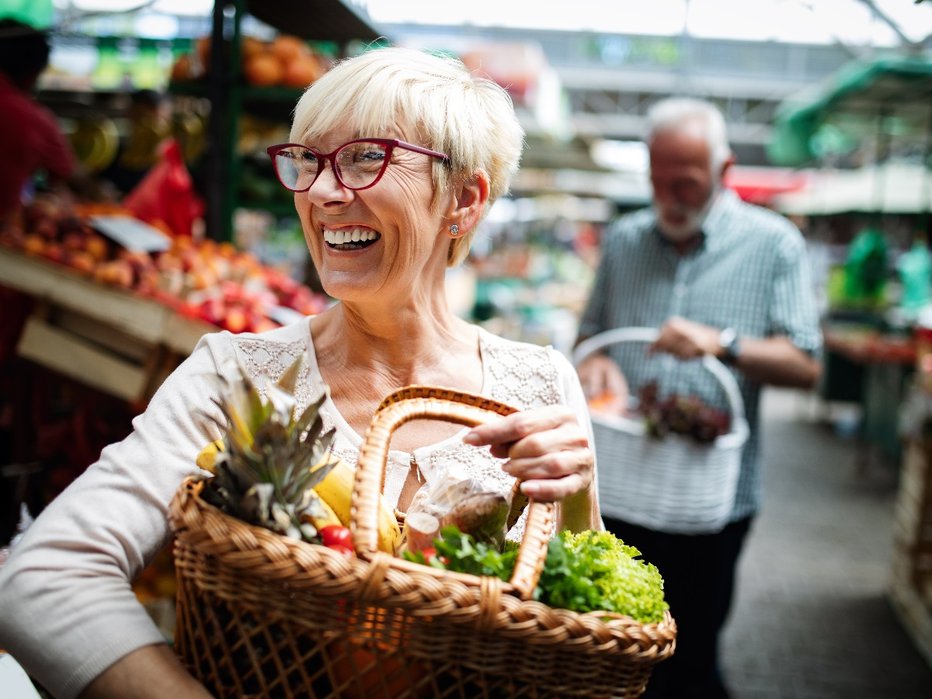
{"left": 770, "top": 51, "right": 932, "bottom": 666}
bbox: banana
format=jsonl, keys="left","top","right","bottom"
{"left": 301, "top": 494, "right": 343, "bottom": 531}
{"left": 195, "top": 439, "right": 224, "bottom": 473}
{"left": 313, "top": 458, "right": 401, "bottom": 554}
{"left": 193, "top": 440, "right": 401, "bottom": 554}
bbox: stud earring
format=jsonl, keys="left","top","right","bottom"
{"left": 449, "top": 224, "right": 460, "bottom": 236}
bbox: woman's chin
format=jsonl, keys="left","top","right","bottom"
{"left": 319, "top": 276, "right": 377, "bottom": 304}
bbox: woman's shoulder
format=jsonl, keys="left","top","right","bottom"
{"left": 478, "top": 325, "right": 554, "bottom": 360}
{"left": 193, "top": 316, "right": 315, "bottom": 388}
{"left": 478, "top": 327, "right": 572, "bottom": 408}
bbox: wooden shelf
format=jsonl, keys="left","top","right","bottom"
{"left": 0, "top": 248, "right": 215, "bottom": 402}
{"left": 0, "top": 248, "right": 212, "bottom": 353}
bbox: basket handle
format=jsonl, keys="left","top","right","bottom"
{"left": 353, "top": 386, "right": 555, "bottom": 600}
{"left": 572, "top": 327, "right": 746, "bottom": 424}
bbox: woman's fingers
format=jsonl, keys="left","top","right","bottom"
{"left": 463, "top": 405, "right": 573, "bottom": 448}
{"left": 519, "top": 472, "right": 588, "bottom": 502}
{"left": 463, "top": 406, "right": 594, "bottom": 501}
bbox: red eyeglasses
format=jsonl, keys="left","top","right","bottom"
{"left": 267, "top": 138, "right": 450, "bottom": 192}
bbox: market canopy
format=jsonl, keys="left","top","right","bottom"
{"left": 767, "top": 53, "right": 932, "bottom": 167}
{"left": 773, "top": 162, "right": 930, "bottom": 215}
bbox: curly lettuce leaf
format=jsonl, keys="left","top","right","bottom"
{"left": 535, "top": 530, "right": 668, "bottom": 624}
{"left": 407, "top": 526, "right": 667, "bottom": 624}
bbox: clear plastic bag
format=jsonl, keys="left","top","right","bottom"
{"left": 402, "top": 464, "right": 512, "bottom": 551}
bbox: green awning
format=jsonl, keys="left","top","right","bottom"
{"left": 768, "top": 54, "right": 932, "bottom": 167}
{"left": 0, "top": 0, "right": 53, "bottom": 29}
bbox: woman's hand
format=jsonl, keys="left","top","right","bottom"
{"left": 462, "top": 405, "right": 593, "bottom": 502}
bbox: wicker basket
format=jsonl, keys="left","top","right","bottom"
{"left": 169, "top": 385, "right": 677, "bottom": 698}
{"left": 573, "top": 328, "right": 750, "bottom": 534}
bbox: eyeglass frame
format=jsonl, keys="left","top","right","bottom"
{"left": 266, "top": 138, "right": 450, "bottom": 193}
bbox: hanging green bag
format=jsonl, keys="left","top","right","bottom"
{"left": 843, "top": 226, "right": 888, "bottom": 307}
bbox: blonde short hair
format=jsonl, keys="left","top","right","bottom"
{"left": 290, "top": 47, "right": 524, "bottom": 266}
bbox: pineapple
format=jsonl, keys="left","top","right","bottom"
{"left": 200, "top": 354, "right": 339, "bottom": 543}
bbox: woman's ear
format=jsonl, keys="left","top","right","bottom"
{"left": 444, "top": 169, "right": 490, "bottom": 236}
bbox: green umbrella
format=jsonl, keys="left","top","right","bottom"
{"left": 768, "top": 54, "right": 932, "bottom": 167}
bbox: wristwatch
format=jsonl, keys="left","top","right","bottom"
{"left": 718, "top": 327, "right": 741, "bottom": 364}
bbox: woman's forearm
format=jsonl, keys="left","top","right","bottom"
{"left": 78, "top": 644, "right": 213, "bottom": 699}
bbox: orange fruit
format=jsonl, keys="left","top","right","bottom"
{"left": 243, "top": 51, "right": 283, "bottom": 86}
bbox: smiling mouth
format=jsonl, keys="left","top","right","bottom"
{"left": 323, "top": 227, "right": 381, "bottom": 251}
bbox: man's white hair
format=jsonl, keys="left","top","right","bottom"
{"left": 646, "top": 97, "right": 733, "bottom": 172}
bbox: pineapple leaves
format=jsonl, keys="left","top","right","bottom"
{"left": 199, "top": 354, "right": 338, "bottom": 543}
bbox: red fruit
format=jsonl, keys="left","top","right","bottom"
{"left": 223, "top": 306, "right": 249, "bottom": 333}
{"left": 418, "top": 547, "right": 449, "bottom": 566}
{"left": 319, "top": 525, "right": 353, "bottom": 549}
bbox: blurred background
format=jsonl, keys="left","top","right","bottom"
{"left": 1, "top": 1, "right": 932, "bottom": 696}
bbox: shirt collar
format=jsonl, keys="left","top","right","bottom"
{"left": 702, "top": 187, "right": 739, "bottom": 237}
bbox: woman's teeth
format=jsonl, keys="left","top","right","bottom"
{"left": 323, "top": 227, "right": 380, "bottom": 248}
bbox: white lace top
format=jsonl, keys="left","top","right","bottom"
{"left": 0, "top": 317, "right": 596, "bottom": 699}
{"left": 232, "top": 323, "right": 568, "bottom": 517}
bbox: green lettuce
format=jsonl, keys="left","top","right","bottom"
{"left": 406, "top": 527, "right": 668, "bottom": 624}
{"left": 535, "top": 530, "right": 668, "bottom": 624}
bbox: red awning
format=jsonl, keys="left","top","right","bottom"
{"left": 724, "top": 166, "right": 810, "bottom": 206}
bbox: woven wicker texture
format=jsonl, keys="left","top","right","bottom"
{"left": 169, "top": 385, "right": 677, "bottom": 698}
{"left": 573, "top": 328, "right": 750, "bottom": 533}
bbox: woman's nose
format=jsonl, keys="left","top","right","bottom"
{"left": 305, "top": 160, "right": 351, "bottom": 202}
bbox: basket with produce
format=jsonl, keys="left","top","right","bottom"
{"left": 169, "top": 359, "right": 676, "bottom": 698}
{"left": 573, "top": 327, "right": 750, "bottom": 534}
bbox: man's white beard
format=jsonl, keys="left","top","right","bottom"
{"left": 656, "top": 189, "right": 718, "bottom": 243}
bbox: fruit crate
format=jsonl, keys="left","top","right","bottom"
{"left": 890, "top": 437, "right": 932, "bottom": 668}
{"left": 0, "top": 248, "right": 212, "bottom": 403}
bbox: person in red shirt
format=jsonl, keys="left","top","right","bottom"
{"left": 0, "top": 19, "right": 75, "bottom": 225}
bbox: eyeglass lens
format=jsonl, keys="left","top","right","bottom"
{"left": 273, "top": 141, "right": 390, "bottom": 191}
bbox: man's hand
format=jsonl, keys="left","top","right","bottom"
{"left": 652, "top": 316, "right": 821, "bottom": 388}
{"left": 575, "top": 353, "right": 630, "bottom": 409}
{"left": 651, "top": 316, "right": 721, "bottom": 360}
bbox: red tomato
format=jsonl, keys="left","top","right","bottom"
{"left": 319, "top": 525, "right": 353, "bottom": 549}
{"left": 419, "top": 547, "right": 449, "bottom": 567}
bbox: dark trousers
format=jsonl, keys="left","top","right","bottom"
{"left": 601, "top": 515, "right": 753, "bottom": 699}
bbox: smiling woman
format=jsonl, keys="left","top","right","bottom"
{"left": 0, "top": 46, "right": 602, "bottom": 699}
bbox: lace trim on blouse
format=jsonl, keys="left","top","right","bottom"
{"left": 230, "top": 328, "right": 562, "bottom": 538}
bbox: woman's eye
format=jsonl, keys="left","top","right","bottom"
{"left": 358, "top": 149, "right": 385, "bottom": 162}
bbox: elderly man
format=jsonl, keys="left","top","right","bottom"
{"left": 576, "top": 97, "right": 822, "bottom": 698}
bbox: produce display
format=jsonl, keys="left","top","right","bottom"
{"left": 171, "top": 33, "right": 330, "bottom": 89}
{"left": 0, "top": 194, "right": 329, "bottom": 333}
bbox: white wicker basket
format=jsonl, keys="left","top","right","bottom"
{"left": 573, "top": 327, "right": 750, "bottom": 534}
